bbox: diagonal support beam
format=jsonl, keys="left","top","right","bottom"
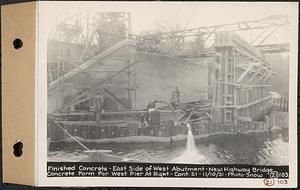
{"left": 257, "top": 72, "right": 266, "bottom": 82}
{"left": 248, "top": 70, "right": 259, "bottom": 83}
{"left": 202, "top": 26, "right": 219, "bottom": 44}
{"left": 48, "top": 39, "right": 135, "bottom": 92}
{"left": 251, "top": 27, "right": 269, "bottom": 45}
{"left": 237, "top": 96, "right": 272, "bottom": 109}
{"left": 237, "top": 64, "right": 254, "bottom": 83}
{"left": 62, "top": 91, "right": 91, "bottom": 112}
{"left": 249, "top": 67, "right": 266, "bottom": 83}
{"left": 258, "top": 26, "right": 280, "bottom": 45}
{"left": 102, "top": 88, "right": 131, "bottom": 109}
{"left": 258, "top": 70, "right": 272, "bottom": 82}
{"left": 262, "top": 73, "right": 273, "bottom": 83}
{"left": 70, "top": 96, "right": 92, "bottom": 107}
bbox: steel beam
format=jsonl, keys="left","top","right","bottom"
{"left": 137, "top": 15, "right": 288, "bottom": 40}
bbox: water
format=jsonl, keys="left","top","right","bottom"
{"left": 171, "top": 123, "right": 207, "bottom": 163}
{"left": 48, "top": 129, "right": 288, "bottom": 165}
{"left": 186, "top": 123, "right": 196, "bottom": 152}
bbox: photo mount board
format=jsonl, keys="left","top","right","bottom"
{"left": 2, "top": 2, "right": 36, "bottom": 186}
{"left": 1, "top": 1, "right": 299, "bottom": 188}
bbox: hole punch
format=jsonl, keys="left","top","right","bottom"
{"left": 13, "top": 38, "right": 23, "bottom": 49}
{"left": 13, "top": 141, "right": 23, "bottom": 157}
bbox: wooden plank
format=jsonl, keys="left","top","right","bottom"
{"left": 262, "top": 73, "right": 272, "bottom": 82}
{"left": 237, "top": 96, "right": 272, "bottom": 109}
{"left": 57, "top": 120, "right": 130, "bottom": 126}
{"left": 53, "top": 110, "right": 146, "bottom": 116}
{"left": 70, "top": 96, "right": 92, "bottom": 107}
{"left": 237, "top": 64, "right": 254, "bottom": 83}
{"left": 205, "top": 111, "right": 212, "bottom": 120}
{"left": 249, "top": 67, "right": 263, "bottom": 83}
{"left": 257, "top": 71, "right": 269, "bottom": 82}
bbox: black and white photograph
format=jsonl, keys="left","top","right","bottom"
{"left": 46, "top": 2, "right": 292, "bottom": 164}
{"left": 43, "top": 2, "right": 296, "bottom": 180}
{"left": 1, "top": 1, "right": 298, "bottom": 188}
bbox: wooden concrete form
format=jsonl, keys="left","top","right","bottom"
{"left": 212, "top": 32, "right": 273, "bottom": 125}
{"left": 48, "top": 115, "right": 281, "bottom": 143}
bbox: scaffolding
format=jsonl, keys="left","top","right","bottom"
{"left": 47, "top": 13, "right": 289, "bottom": 126}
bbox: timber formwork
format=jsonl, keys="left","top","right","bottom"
{"left": 46, "top": 14, "right": 290, "bottom": 143}
{"left": 212, "top": 32, "right": 273, "bottom": 125}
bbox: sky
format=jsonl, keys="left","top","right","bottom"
{"left": 40, "top": 1, "right": 298, "bottom": 45}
